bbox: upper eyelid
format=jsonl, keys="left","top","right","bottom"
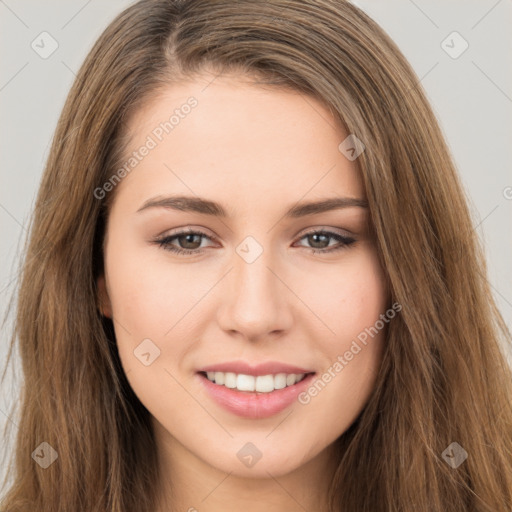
{"left": 156, "top": 225, "right": 355, "bottom": 240}
{"left": 159, "top": 227, "right": 219, "bottom": 244}
{"left": 295, "top": 225, "right": 354, "bottom": 238}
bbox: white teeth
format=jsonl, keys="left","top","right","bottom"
{"left": 224, "top": 372, "right": 237, "bottom": 388}
{"left": 274, "top": 373, "right": 287, "bottom": 390}
{"left": 204, "top": 371, "right": 308, "bottom": 392}
{"left": 255, "top": 374, "right": 274, "bottom": 392}
{"left": 237, "top": 374, "right": 255, "bottom": 391}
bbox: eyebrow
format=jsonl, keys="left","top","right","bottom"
{"left": 136, "top": 195, "right": 369, "bottom": 218}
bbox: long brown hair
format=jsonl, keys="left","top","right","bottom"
{"left": 2, "top": 1, "right": 511, "bottom": 510}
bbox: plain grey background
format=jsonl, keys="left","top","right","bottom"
{"left": 1, "top": 0, "right": 511, "bottom": 492}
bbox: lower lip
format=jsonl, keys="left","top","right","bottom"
{"left": 197, "top": 372, "right": 316, "bottom": 419}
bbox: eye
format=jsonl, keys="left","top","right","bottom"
{"left": 294, "top": 229, "right": 356, "bottom": 254}
{"left": 153, "top": 228, "right": 356, "bottom": 256}
{"left": 154, "top": 228, "right": 216, "bottom": 256}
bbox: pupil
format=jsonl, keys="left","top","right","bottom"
{"left": 311, "top": 233, "right": 328, "bottom": 248}
{"left": 181, "top": 234, "right": 200, "bottom": 249}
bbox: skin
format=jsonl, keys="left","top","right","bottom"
{"left": 97, "top": 72, "right": 389, "bottom": 512}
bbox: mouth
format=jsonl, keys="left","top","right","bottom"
{"left": 198, "top": 370, "right": 315, "bottom": 394}
{"left": 196, "top": 369, "right": 317, "bottom": 419}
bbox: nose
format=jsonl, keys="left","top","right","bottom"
{"left": 216, "top": 243, "right": 294, "bottom": 343}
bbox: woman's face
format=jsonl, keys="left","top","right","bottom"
{"left": 97, "top": 73, "right": 389, "bottom": 479}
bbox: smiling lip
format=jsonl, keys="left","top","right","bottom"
{"left": 196, "top": 360, "right": 316, "bottom": 419}
{"left": 197, "top": 360, "right": 314, "bottom": 376}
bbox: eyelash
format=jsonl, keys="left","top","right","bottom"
{"left": 154, "top": 228, "right": 356, "bottom": 256}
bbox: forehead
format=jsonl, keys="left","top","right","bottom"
{"left": 111, "top": 73, "right": 365, "bottom": 214}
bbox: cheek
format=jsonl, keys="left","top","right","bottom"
{"left": 298, "top": 245, "right": 388, "bottom": 397}
{"left": 300, "top": 245, "right": 388, "bottom": 346}
{"left": 104, "top": 234, "right": 208, "bottom": 338}
{"left": 299, "top": 248, "right": 388, "bottom": 418}
{"left": 104, "top": 245, "right": 201, "bottom": 403}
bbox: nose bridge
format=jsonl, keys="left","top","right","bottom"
{"left": 217, "top": 235, "right": 292, "bottom": 340}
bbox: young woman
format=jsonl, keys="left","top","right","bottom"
{"left": 2, "top": 1, "right": 511, "bottom": 511}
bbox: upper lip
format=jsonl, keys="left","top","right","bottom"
{"left": 198, "top": 360, "right": 315, "bottom": 377}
